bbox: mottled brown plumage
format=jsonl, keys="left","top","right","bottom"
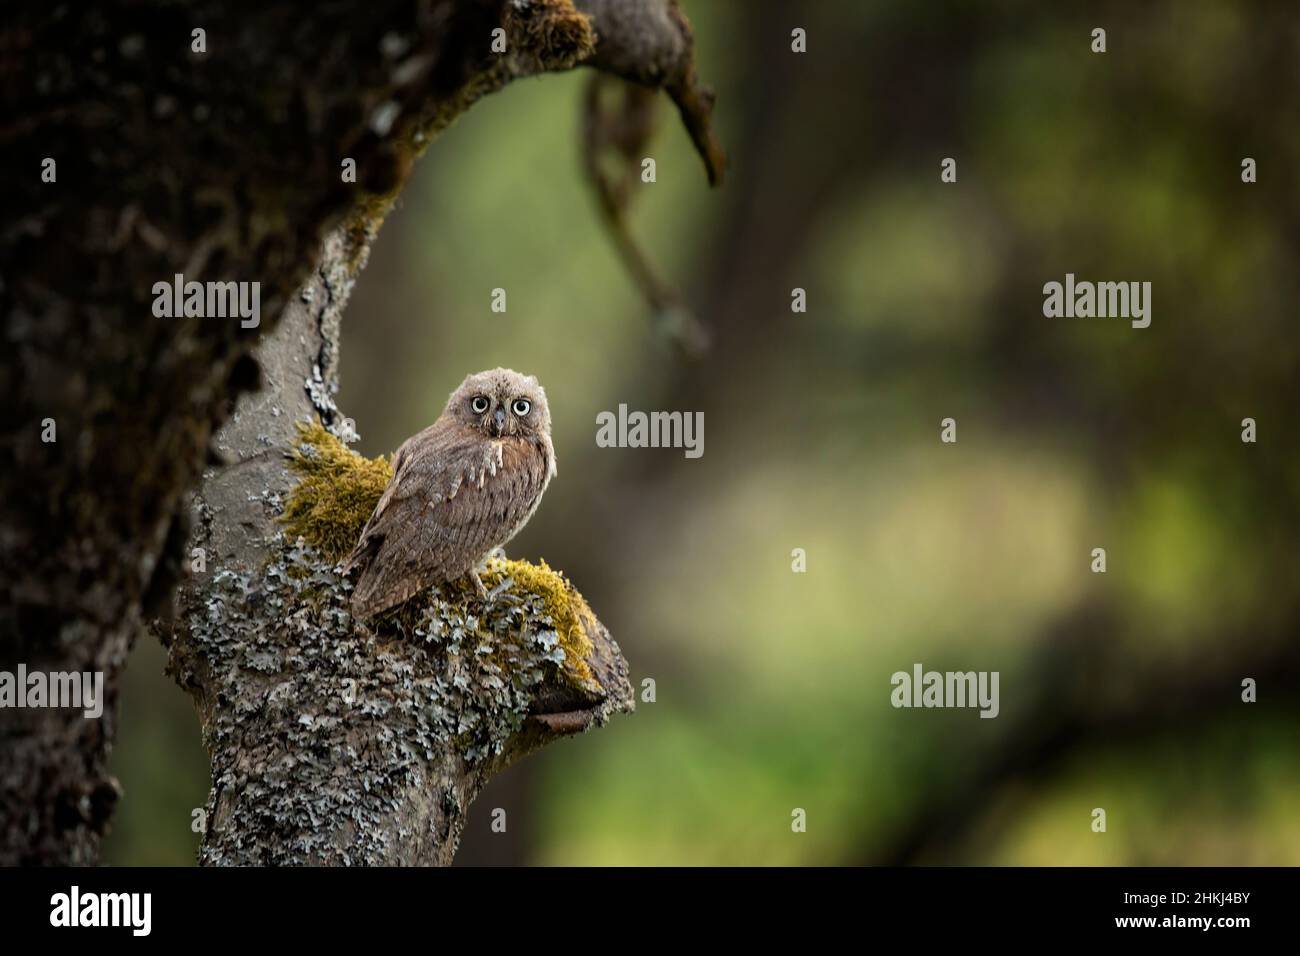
{"left": 344, "top": 368, "right": 557, "bottom": 619}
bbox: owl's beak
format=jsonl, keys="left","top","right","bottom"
{"left": 491, "top": 407, "right": 506, "bottom": 435}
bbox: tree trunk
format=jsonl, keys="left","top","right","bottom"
{"left": 1, "top": 0, "right": 718, "bottom": 865}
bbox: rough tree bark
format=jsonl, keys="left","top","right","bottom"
{"left": 1, "top": 0, "right": 722, "bottom": 865}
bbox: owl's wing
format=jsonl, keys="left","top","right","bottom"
{"left": 345, "top": 423, "right": 550, "bottom": 618}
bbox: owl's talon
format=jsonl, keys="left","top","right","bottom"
{"left": 469, "top": 568, "right": 489, "bottom": 601}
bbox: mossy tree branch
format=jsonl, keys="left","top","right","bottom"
{"left": 2, "top": 0, "right": 719, "bottom": 865}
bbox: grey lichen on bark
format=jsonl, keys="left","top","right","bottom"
{"left": 170, "top": 540, "right": 630, "bottom": 865}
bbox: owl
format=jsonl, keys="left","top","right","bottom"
{"left": 344, "top": 367, "right": 557, "bottom": 619}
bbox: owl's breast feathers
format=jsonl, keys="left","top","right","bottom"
{"left": 343, "top": 420, "right": 555, "bottom": 619}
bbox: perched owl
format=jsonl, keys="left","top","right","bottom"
{"left": 344, "top": 367, "right": 557, "bottom": 619}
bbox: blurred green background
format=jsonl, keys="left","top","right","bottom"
{"left": 106, "top": 0, "right": 1300, "bottom": 866}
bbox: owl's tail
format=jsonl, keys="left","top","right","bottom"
{"left": 350, "top": 574, "right": 429, "bottom": 620}
{"left": 340, "top": 535, "right": 373, "bottom": 576}
{"left": 345, "top": 539, "right": 428, "bottom": 620}
{"left": 342, "top": 536, "right": 384, "bottom": 618}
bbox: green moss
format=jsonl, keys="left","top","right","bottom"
{"left": 515, "top": 0, "right": 595, "bottom": 65}
{"left": 282, "top": 420, "right": 392, "bottom": 562}
{"left": 483, "top": 558, "right": 596, "bottom": 684}
{"left": 281, "top": 420, "right": 595, "bottom": 687}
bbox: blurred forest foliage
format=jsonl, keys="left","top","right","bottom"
{"left": 107, "top": 0, "right": 1299, "bottom": 866}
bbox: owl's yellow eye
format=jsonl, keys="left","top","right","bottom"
{"left": 512, "top": 399, "right": 531, "bottom": 416}
{"left": 471, "top": 396, "right": 490, "bottom": 414}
